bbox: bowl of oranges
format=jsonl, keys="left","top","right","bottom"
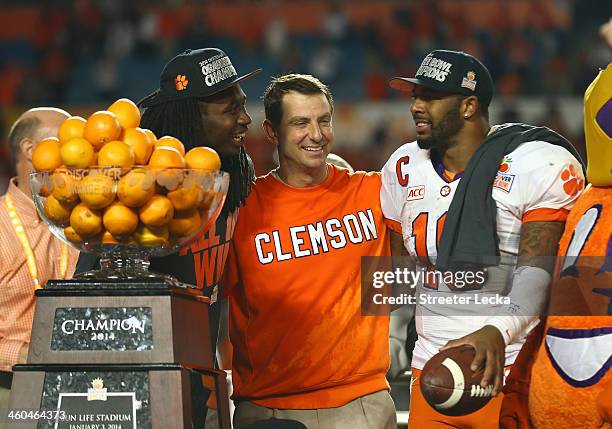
{"left": 29, "top": 98, "right": 229, "bottom": 283}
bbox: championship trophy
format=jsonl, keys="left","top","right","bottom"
{"left": 7, "top": 160, "right": 231, "bottom": 429}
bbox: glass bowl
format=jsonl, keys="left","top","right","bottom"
{"left": 30, "top": 167, "right": 229, "bottom": 285}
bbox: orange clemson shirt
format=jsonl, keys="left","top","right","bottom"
{"left": 223, "top": 165, "right": 391, "bottom": 409}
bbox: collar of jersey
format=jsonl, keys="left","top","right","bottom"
{"left": 433, "top": 159, "right": 464, "bottom": 183}
{"left": 266, "top": 164, "right": 336, "bottom": 192}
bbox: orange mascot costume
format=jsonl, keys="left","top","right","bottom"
{"left": 500, "top": 63, "right": 612, "bottom": 428}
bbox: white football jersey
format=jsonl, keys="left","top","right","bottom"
{"left": 381, "top": 137, "right": 584, "bottom": 369}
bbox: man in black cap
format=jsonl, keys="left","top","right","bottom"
{"left": 380, "top": 49, "right": 584, "bottom": 427}
{"left": 138, "top": 47, "right": 259, "bottom": 215}
{"left": 75, "top": 47, "right": 260, "bottom": 427}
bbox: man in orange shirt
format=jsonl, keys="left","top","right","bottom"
{"left": 0, "top": 108, "right": 79, "bottom": 419}
{"left": 223, "top": 74, "right": 396, "bottom": 429}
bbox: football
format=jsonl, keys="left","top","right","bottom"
{"left": 419, "top": 345, "right": 495, "bottom": 416}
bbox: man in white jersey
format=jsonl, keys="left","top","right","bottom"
{"left": 380, "top": 50, "right": 585, "bottom": 427}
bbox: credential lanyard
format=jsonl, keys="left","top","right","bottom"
{"left": 5, "top": 193, "right": 69, "bottom": 289}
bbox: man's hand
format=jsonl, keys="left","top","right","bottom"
{"left": 441, "top": 325, "right": 505, "bottom": 395}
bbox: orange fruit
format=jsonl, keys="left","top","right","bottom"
{"left": 78, "top": 173, "right": 116, "bottom": 209}
{"left": 148, "top": 146, "right": 185, "bottom": 168}
{"left": 122, "top": 128, "right": 153, "bottom": 165}
{"left": 138, "top": 195, "right": 174, "bottom": 226}
{"left": 32, "top": 137, "right": 62, "bottom": 171}
{"left": 84, "top": 111, "right": 121, "bottom": 149}
{"left": 102, "top": 230, "right": 137, "bottom": 244}
{"left": 142, "top": 128, "right": 157, "bottom": 146}
{"left": 155, "top": 136, "right": 185, "bottom": 156}
{"left": 100, "top": 230, "right": 136, "bottom": 244}
{"left": 101, "top": 230, "right": 120, "bottom": 244}
{"left": 169, "top": 209, "right": 201, "bottom": 237}
{"left": 97, "top": 140, "right": 134, "bottom": 168}
{"left": 44, "top": 195, "right": 73, "bottom": 226}
{"left": 58, "top": 116, "right": 86, "bottom": 144}
{"left": 64, "top": 225, "right": 85, "bottom": 243}
{"left": 60, "top": 137, "right": 95, "bottom": 169}
{"left": 184, "top": 147, "right": 221, "bottom": 171}
{"left": 51, "top": 171, "right": 79, "bottom": 204}
{"left": 70, "top": 203, "right": 103, "bottom": 237}
{"left": 108, "top": 98, "right": 140, "bottom": 130}
{"left": 134, "top": 224, "right": 169, "bottom": 246}
{"left": 103, "top": 201, "right": 139, "bottom": 237}
{"left": 167, "top": 182, "right": 203, "bottom": 211}
{"left": 117, "top": 169, "right": 155, "bottom": 207}
{"left": 148, "top": 146, "right": 185, "bottom": 191}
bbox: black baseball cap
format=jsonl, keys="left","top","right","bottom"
{"left": 138, "top": 48, "right": 261, "bottom": 108}
{"left": 389, "top": 50, "right": 493, "bottom": 107}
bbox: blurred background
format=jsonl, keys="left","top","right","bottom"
{"left": 0, "top": 0, "right": 610, "bottom": 192}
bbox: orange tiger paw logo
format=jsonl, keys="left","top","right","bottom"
{"left": 561, "top": 164, "right": 584, "bottom": 197}
{"left": 175, "top": 74, "right": 188, "bottom": 91}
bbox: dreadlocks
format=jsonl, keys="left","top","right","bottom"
{"left": 140, "top": 98, "right": 254, "bottom": 216}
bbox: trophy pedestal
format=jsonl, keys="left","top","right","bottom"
{"left": 7, "top": 280, "right": 230, "bottom": 429}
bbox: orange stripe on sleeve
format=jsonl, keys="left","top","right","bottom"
{"left": 522, "top": 208, "right": 569, "bottom": 223}
{"left": 384, "top": 218, "right": 402, "bottom": 233}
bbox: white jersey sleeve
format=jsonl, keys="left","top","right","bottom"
{"left": 380, "top": 142, "right": 414, "bottom": 233}
{"left": 502, "top": 142, "right": 584, "bottom": 223}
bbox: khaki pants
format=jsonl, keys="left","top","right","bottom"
{"left": 233, "top": 390, "right": 396, "bottom": 429}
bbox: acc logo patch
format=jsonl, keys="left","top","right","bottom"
{"left": 493, "top": 173, "right": 515, "bottom": 193}
{"left": 406, "top": 185, "right": 425, "bottom": 201}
